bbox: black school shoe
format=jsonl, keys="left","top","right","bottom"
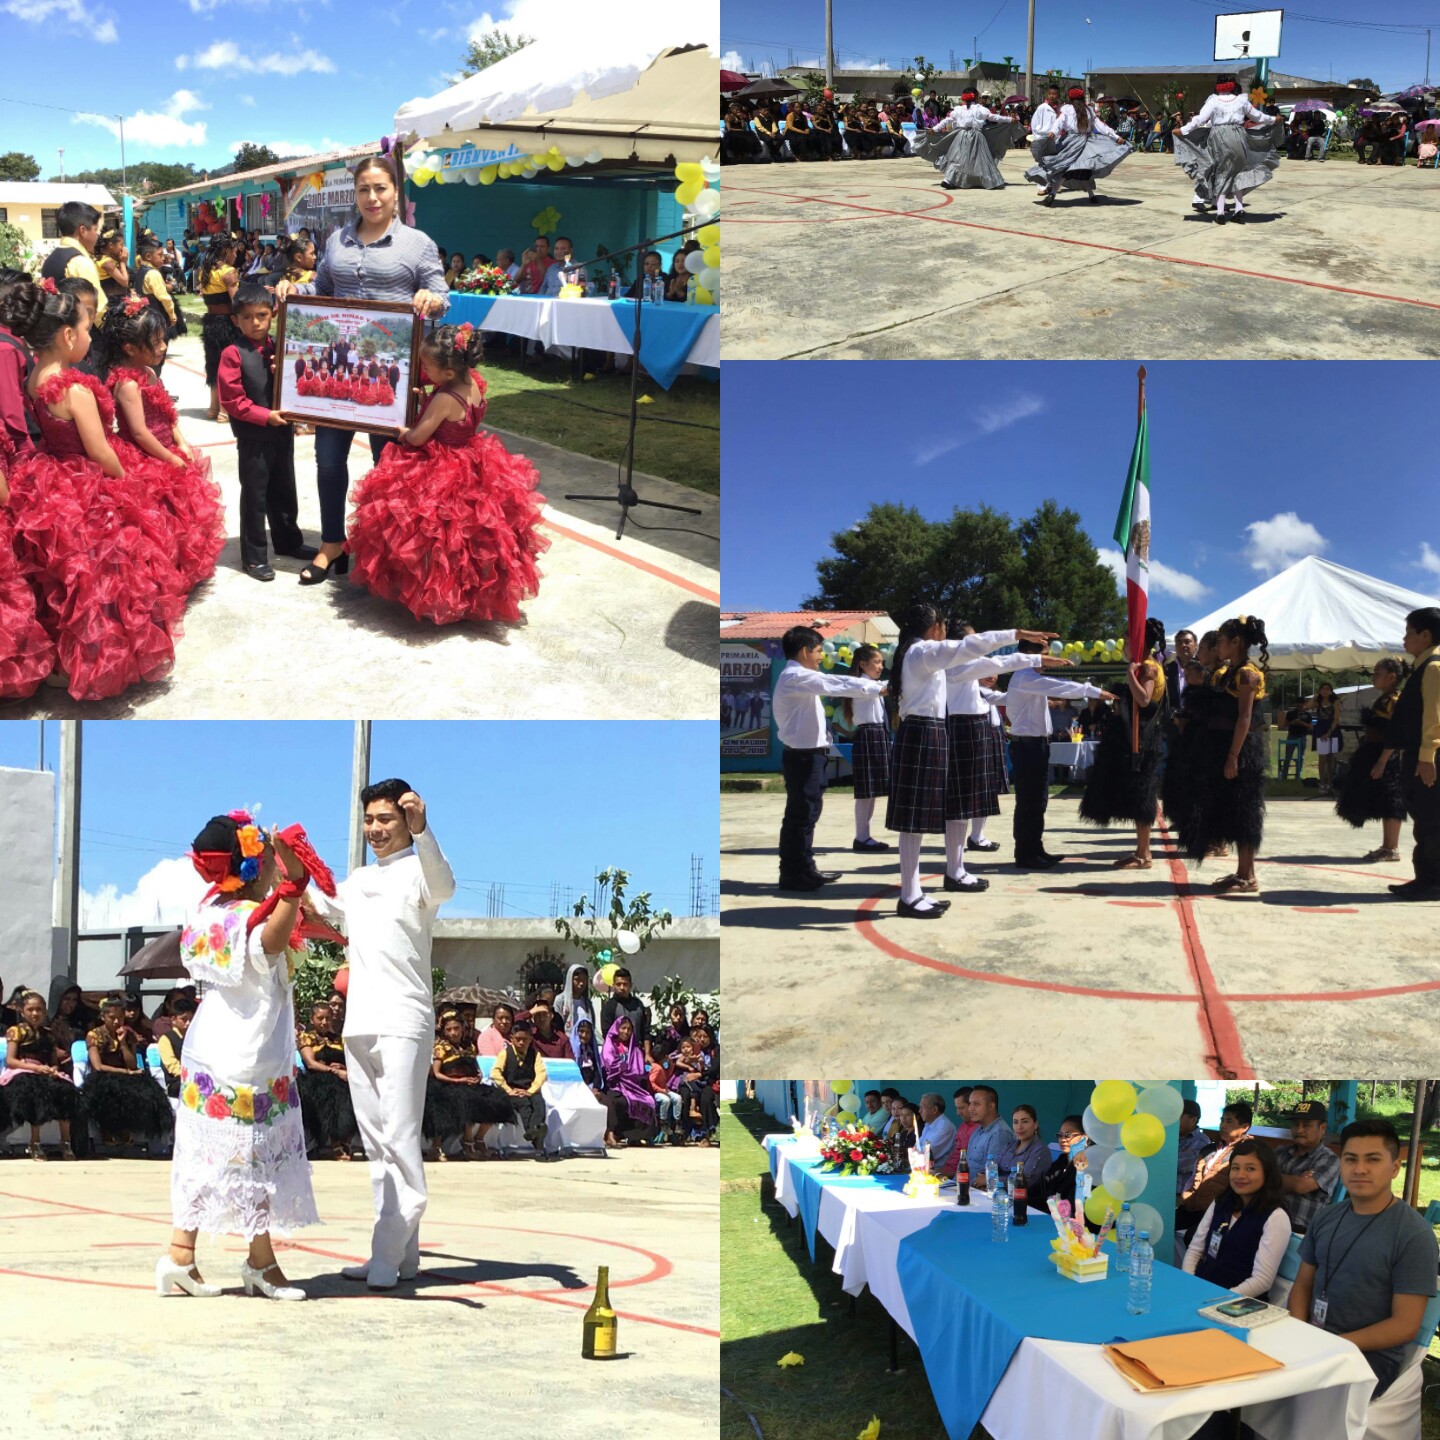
{"left": 965, "top": 838, "right": 1000, "bottom": 852}
{"left": 245, "top": 562, "right": 276, "bottom": 582}
{"left": 896, "top": 897, "right": 951, "bottom": 919}
{"left": 778, "top": 873, "right": 825, "bottom": 891}
{"left": 1388, "top": 880, "right": 1440, "bottom": 901}
{"left": 1013, "top": 854, "right": 1060, "bottom": 870}
{"left": 275, "top": 543, "right": 319, "bottom": 562}
{"left": 853, "top": 838, "right": 893, "bottom": 852}
{"left": 943, "top": 874, "right": 990, "bottom": 892}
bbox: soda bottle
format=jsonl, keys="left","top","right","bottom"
{"left": 956, "top": 1148, "right": 970, "bottom": 1207}
{"left": 1126, "top": 1231, "right": 1154, "bottom": 1316}
{"left": 1011, "top": 1165, "right": 1028, "bottom": 1225}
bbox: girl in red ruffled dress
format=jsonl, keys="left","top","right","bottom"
{"left": 98, "top": 299, "right": 225, "bottom": 590}
{"left": 347, "top": 322, "right": 548, "bottom": 625}
{"left": 0, "top": 433, "right": 57, "bottom": 699}
{"left": 2, "top": 279, "right": 187, "bottom": 701}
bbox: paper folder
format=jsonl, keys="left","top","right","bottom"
{"left": 1102, "top": 1328, "right": 1285, "bottom": 1393}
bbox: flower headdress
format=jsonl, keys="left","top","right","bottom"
{"left": 122, "top": 295, "right": 149, "bottom": 317}
{"left": 454, "top": 321, "right": 475, "bottom": 347}
{"left": 40, "top": 276, "right": 58, "bottom": 296}
{"left": 189, "top": 808, "right": 265, "bottom": 894}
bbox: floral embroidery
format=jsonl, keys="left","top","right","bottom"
{"left": 180, "top": 1066, "right": 297, "bottom": 1126}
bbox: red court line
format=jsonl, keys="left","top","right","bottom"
{"left": 1154, "top": 822, "right": 1253, "bottom": 1081}
{"left": 1292, "top": 907, "right": 1359, "bottom": 915}
{"left": 722, "top": 182, "right": 1440, "bottom": 313}
{"left": 539, "top": 516, "right": 719, "bottom": 602}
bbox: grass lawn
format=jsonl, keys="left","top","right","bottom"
{"left": 723, "top": 1102, "right": 1440, "bottom": 1438}
{"left": 172, "top": 292, "right": 717, "bottom": 491}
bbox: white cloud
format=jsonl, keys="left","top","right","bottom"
{"left": 914, "top": 395, "right": 1046, "bottom": 467}
{"left": 81, "top": 857, "right": 207, "bottom": 929}
{"left": 3, "top": 0, "right": 115, "bottom": 40}
{"left": 75, "top": 91, "right": 208, "bottom": 149}
{"left": 720, "top": 49, "right": 745, "bottom": 73}
{"left": 1242, "top": 511, "right": 1328, "bottom": 575}
{"left": 238, "top": 93, "right": 256, "bottom": 107}
{"left": 178, "top": 37, "right": 334, "bottom": 74}
{"left": 422, "top": 24, "right": 452, "bottom": 42}
{"left": 186, "top": 0, "right": 269, "bottom": 12}
{"left": 1419, "top": 542, "right": 1440, "bottom": 578}
{"left": 1096, "top": 546, "right": 1210, "bottom": 603}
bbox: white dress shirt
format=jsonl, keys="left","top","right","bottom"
{"left": 307, "top": 827, "right": 455, "bottom": 1041}
{"left": 899, "top": 631, "right": 1017, "bottom": 720}
{"left": 918, "top": 1113, "right": 958, "bottom": 1167}
{"left": 940, "top": 102, "right": 994, "bottom": 131}
{"left": 1030, "top": 101, "right": 1060, "bottom": 137}
{"left": 1056, "top": 103, "right": 1120, "bottom": 140}
{"left": 979, "top": 686, "right": 1005, "bottom": 726}
{"left": 851, "top": 691, "right": 888, "bottom": 727}
{"left": 945, "top": 651, "right": 1042, "bottom": 717}
{"left": 1183, "top": 1202, "right": 1293, "bottom": 1298}
{"left": 772, "top": 660, "right": 886, "bottom": 749}
{"left": 1181, "top": 94, "right": 1267, "bottom": 132}
{"left": 1003, "top": 669, "right": 1108, "bottom": 737}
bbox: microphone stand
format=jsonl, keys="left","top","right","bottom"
{"left": 562, "top": 220, "right": 716, "bottom": 541}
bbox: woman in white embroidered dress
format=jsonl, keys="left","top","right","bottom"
{"left": 156, "top": 811, "right": 320, "bottom": 1301}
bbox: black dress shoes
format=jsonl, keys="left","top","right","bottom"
{"left": 896, "top": 897, "right": 951, "bottom": 919}
{"left": 943, "top": 874, "right": 990, "bottom": 892}
{"left": 245, "top": 562, "right": 275, "bottom": 582}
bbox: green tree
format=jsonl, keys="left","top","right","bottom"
{"left": 0, "top": 152, "right": 40, "bottom": 182}
{"left": 234, "top": 143, "right": 281, "bottom": 174}
{"left": 796, "top": 70, "right": 830, "bottom": 108}
{"left": 910, "top": 55, "right": 941, "bottom": 88}
{"left": 1012, "top": 499, "right": 1127, "bottom": 637}
{"left": 0, "top": 220, "right": 36, "bottom": 272}
{"left": 453, "top": 26, "right": 532, "bottom": 81}
{"left": 1347, "top": 77, "right": 1379, "bottom": 93}
{"left": 553, "top": 868, "right": 674, "bottom": 970}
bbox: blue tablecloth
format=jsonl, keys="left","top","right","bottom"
{"left": 476, "top": 1053, "right": 582, "bottom": 1084}
{"left": 787, "top": 1154, "right": 910, "bottom": 1261}
{"left": 896, "top": 1210, "right": 1239, "bottom": 1440}
{"left": 446, "top": 292, "right": 717, "bottom": 390}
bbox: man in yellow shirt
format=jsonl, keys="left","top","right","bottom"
{"left": 39, "top": 201, "right": 106, "bottom": 318}
{"left": 1388, "top": 606, "right": 1440, "bottom": 901}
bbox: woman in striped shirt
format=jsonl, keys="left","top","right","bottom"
{"left": 274, "top": 150, "right": 449, "bottom": 586}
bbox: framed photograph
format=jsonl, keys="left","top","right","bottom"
{"left": 272, "top": 294, "right": 423, "bottom": 437}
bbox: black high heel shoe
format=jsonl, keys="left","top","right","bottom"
{"left": 298, "top": 552, "right": 350, "bottom": 586}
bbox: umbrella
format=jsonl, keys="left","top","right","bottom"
{"left": 1291, "top": 99, "right": 1332, "bottom": 112}
{"left": 720, "top": 70, "right": 749, "bottom": 92}
{"left": 438, "top": 983, "right": 522, "bottom": 1011}
{"left": 1367, "top": 102, "right": 1405, "bottom": 113}
{"left": 735, "top": 77, "right": 800, "bottom": 99}
{"left": 118, "top": 915, "right": 347, "bottom": 980}
{"left": 1416, "top": 119, "right": 1440, "bottom": 129}
{"left": 1391, "top": 85, "right": 1434, "bottom": 100}
{"left": 1095, "top": 95, "right": 1118, "bottom": 104}
{"left": 1005, "top": 94, "right": 1029, "bottom": 104}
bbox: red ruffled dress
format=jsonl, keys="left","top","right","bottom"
{"left": 8, "top": 369, "right": 186, "bottom": 700}
{"left": 108, "top": 367, "right": 225, "bottom": 589}
{"left": 347, "top": 378, "right": 549, "bottom": 625}
{"left": 0, "top": 430, "right": 57, "bottom": 699}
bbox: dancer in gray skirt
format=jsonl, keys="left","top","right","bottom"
{"left": 1024, "top": 87, "right": 1131, "bottom": 205}
{"left": 917, "top": 88, "right": 1017, "bottom": 189}
{"left": 1173, "top": 77, "right": 1280, "bottom": 224}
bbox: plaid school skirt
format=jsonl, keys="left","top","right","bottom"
{"left": 885, "top": 715, "right": 948, "bottom": 835}
{"left": 986, "top": 720, "right": 1010, "bottom": 795}
{"left": 850, "top": 722, "right": 891, "bottom": 799}
{"left": 945, "top": 712, "right": 1004, "bottom": 821}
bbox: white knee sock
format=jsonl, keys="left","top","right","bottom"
{"left": 1232, "top": 192, "right": 1245, "bottom": 212}
{"left": 969, "top": 816, "right": 988, "bottom": 843}
{"left": 899, "top": 832, "right": 933, "bottom": 908}
{"left": 854, "top": 796, "right": 875, "bottom": 843}
{"left": 945, "top": 820, "right": 970, "bottom": 882}
{"left": 1215, "top": 194, "right": 1227, "bottom": 214}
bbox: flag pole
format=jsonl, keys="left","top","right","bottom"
{"left": 1132, "top": 366, "right": 1146, "bottom": 757}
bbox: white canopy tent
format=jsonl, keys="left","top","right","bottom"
{"left": 1185, "top": 555, "right": 1436, "bottom": 671}
{"left": 395, "top": 32, "right": 720, "bottom": 166}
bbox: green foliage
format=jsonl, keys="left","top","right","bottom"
{"left": 285, "top": 311, "right": 339, "bottom": 344}
{"left": 453, "top": 26, "right": 533, "bottom": 81}
{"left": 0, "top": 152, "right": 40, "bottom": 182}
{"left": 0, "top": 220, "right": 37, "bottom": 273}
{"left": 648, "top": 973, "right": 720, "bottom": 1031}
{"left": 234, "top": 143, "right": 282, "bottom": 174}
{"left": 1012, "top": 499, "right": 1129, "bottom": 637}
{"left": 1347, "top": 77, "right": 1379, "bottom": 94}
{"left": 47, "top": 162, "right": 201, "bottom": 194}
{"left": 553, "top": 868, "right": 674, "bottom": 968}
{"left": 293, "top": 940, "right": 445, "bottom": 1017}
{"left": 795, "top": 71, "right": 830, "bottom": 108}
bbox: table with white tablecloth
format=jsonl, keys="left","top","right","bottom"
{"left": 1048, "top": 739, "right": 1098, "bottom": 780}
{"left": 764, "top": 1135, "right": 1376, "bottom": 1440}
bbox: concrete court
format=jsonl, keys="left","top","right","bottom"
{"left": 0, "top": 1146, "right": 718, "bottom": 1438}
{"left": 721, "top": 791, "right": 1440, "bottom": 1081}
{"left": 720, "top": 148, "right": 1440, "bottom": 360}
{"left": 3, "top": 330, "right": 718, "bottom": 721}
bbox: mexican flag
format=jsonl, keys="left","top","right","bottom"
{"left": 1112, "top": 371, "right": 1150, "bottom": 748}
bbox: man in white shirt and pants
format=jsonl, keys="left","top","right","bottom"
{"left": 1029, "top": 85, "right": 1064, "bottom": 193}
{"left": 307, "top": 779, "right": 454, "bottom": 1290}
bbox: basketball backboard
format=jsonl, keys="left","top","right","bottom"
{"left": 1213, "top": 9, "right": 1283, "bottom": 62}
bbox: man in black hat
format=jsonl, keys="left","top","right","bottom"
{"left": 1274, "top": 1100, "right": 1341, "bottom": 1233}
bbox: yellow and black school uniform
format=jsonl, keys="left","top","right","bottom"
{"left": 200, "top": 262, "right": 239, "bottom": 387}
{"left": 1184, "top": 661, "right": 1267, "bottom": 861}
{"left": 1335, "top": 686, "right": 1407, "bottom": 829}
{"left": 424, "top": 1037, "right": 515, "bottom": 1141}
{"left": 157, "top": 1026, "right": 185, "bottom": 1098}
{"left": 1389, "top": 643, "right": 1440, "bottom": 893}
{"left": 2, "top": 1023, "right": 81, "bottom": 1128}
{"left": 41, "top": 244, "right": 106, "bottom": 318}
{"left": 82, "top": 1025, "right": 172, "bottom": 1139}
{"left": 296, "top": 1027, "right": 359, "bottom": 1151}
{"left": 1079, "top": 659, "right": 1169, "bottom": 827}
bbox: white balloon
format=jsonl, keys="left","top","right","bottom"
{"left": 586, "top": 148, "right": 604, "bottom": 164}
{"left": 1102, "top": 1150, "right": 1149, "bottom": 1201}
{"left": 700, "top": 155, "right": 720, "bottom": 178}
{"left": 616, "top": 929, "right": 641, "bottom": 954}
{"left": 698, "top": 266, "right": 719, "bottom": 292}
{"left": 564, "top": 155, "right": 584, "bottom": 166}
{"left": 1082, "top": 1104, "right": 1122, "bottom": 1149}
{"left": 1128, "top": 1201, "right": 1166, "bottom": 1246}
{"left": 1135, "top": 1085, "right": 1184, "bottom": 1127}
{"left": 689, "top": 189, "right": 721, "bottom": 219}
{"left": 1075, "top": 1141, "right": 1115, "bottom": 1179}
{"left": 684, "top": 250, "right": 706, "bottom": 275}
{"left": 462, "top": 169, "right": 480, "bottom": 185}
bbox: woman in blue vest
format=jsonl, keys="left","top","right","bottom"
{"left": 1182, "top": 1137, "right": 1292, "bottom": 1297}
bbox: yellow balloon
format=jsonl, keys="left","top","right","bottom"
{"left": 674, "top": 161, "right": 704, "bottom": 183}
{"left": 1090, "top": 1080, "right": 1138, "bottom": 1126}
{"left": 697, "top": 223, "right": 721, "bottom": 247}
{"left": 412, "top": 168, "right": 433, "bottom": 187}
{"left": 836, "top": 1110, "right": 857, "bottom": 1127}
{"left": 548, "top": 144, "right": 562, "bottom": 156}
{"left": 695, "top": 285, "right": 714, "bottom": 305}
{"left": 530, "top": 154, "right": 548, "bottom": 167}
{"left": 1121, "top": 1112, "right": 1166, "bottom": 1158}
{"left": 828, "top": 1080, "right": 851, "bottom": 1094}
{"left": 479, "top": 166, "right": 498, "bottom": 185}
{"left": 546, "top": 154, "right": 565, "bottom": 171}
{"left": 676, "top": 179, "right": 704, "bottom": 206}
{"left": 1084, "top": 1184, "right": 1122, "bottom": 1227}
{"left": 702, "top": 244, "right": 721, "bottom": 268}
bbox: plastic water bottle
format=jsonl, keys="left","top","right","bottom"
{"left": 654, "top": 277, "right": 665, "bottom": 305}
{"left": 1116, "top": 1202, "right": 1135, "bottom": 1263}
{"left": 1126, "top": 1230, "right": 1154, "bottom": 1315}
{"left": 991, "top": 1185, "right": 1012, "bottom": 1243}
{"left": 687, "top": 275, "right": 698, "bottom": 304}
{"left": 985, "top": 1156, "right": 999, "bottom": 1194}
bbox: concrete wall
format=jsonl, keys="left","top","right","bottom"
{"left": 0, "top": 767, "right": 56, "bottom": 998}
{"left": 432, "top": 916, "right": 718, "bottom": 995}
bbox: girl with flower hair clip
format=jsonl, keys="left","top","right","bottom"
{"left": 345, "top": 320, "right": 548, "bottom": 625}
{"left": 159, "top": 811, "right": 321, "bottom": 1301}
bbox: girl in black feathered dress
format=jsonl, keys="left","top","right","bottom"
{"left": 82, "top": 994, "right": 174, "bottom": 1149}
{"left": 3, "top": 990, "right": 81, "bottom": 1159}
{"left": 425, "top": 1009, "right": 516, "bottom": 1160}
{"left": 1335, "top": 656, "right": 1409, "bottom": 862}
{"left": 297, "top": 1001, "right": 359, "bottom": 1160}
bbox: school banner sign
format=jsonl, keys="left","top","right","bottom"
{"left": 721, "top": 643, "right": 773, "bottom": 757}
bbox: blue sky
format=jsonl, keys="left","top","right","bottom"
{"left": 0, "top": 720, "right": 718, "bottom": 922}
{"left": 720, "top": 360, "right": 1440, "bottom": 621}
{"left": 721, "top": 1, "right": 1439, "bottom": 93}
{"left": 0, "top": 0, "right": 693, "bottom": 176}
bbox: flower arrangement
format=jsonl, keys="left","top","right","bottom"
{"left": 819, "top": 1125, "right": 890, "bottom": 1178}
{"left": 451, "top": 264, "right": 517, "bottom": 297}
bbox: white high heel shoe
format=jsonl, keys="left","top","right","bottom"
{"left": 155, "top": 1255, "right": 223, "bottom": 1297}
{"left": 239, "top": 1261, "right": 306, "bottom": 1301}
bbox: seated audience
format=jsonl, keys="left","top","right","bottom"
{"left": 1177, "top": 1101, "right": 1253, "bottom": 1242}
{"left": 942, "top": 1086, "right": 979, "bottom": 1176}
{"left": 1028, "top": 1113, "right": 1086, "bottom": 1213}
{"left": 122, "top": 994, "right": 153, "bottom": 1048}
{"left": 477, "top": 1002, "right": 515, "bottom": 1057}
{"left": 83, "top": 994, "right": 172, "bottom": 1150}
{"left": 425, "top": 1007, "right": 513, "bottom": 1160}
{"left": 965, "top": 1085, "right": 1014, "bottom": 1187}
{"left": 998, "top": 1103, "right": 1051, "bottom": 1190}
{"left": 600, "top": 967, "right": 651, "bottom": 1055}
{"left": 1176, "top": 1098, "right": 1214, "bottom": 1197}
{"left": 1183, "top": 1139, "right": 1292, "bottom": 1297}
{"left": 156, "top": 995, "right": 195, "bottom": 1098}
{"left": 1275, "top": 1100, "right": 1342, "bottom": 1234}
{"left": 916, "top": 1091, "right": 957, "bottom": 1167}
{"left": 4, "top": 990, "right": 81, "bottom": 1159}
{"left": 859, "top": 1089, "right": 889, "bottom": 1132}
{"left": 557, "top": 964, "right": 596, "bottom": 1030}
{"left": 648, "top": 1036, "right": 684, "bottom": 1142}
{"left": 297, "top": 1000, "right": 358, "bottom": 1160}
{"left": 529, "top": 1002, "right": 572, "bottom": 1059}
{"left": 600, "top": 1014, "right": 658, "bottom": 1146}
{"left": 491, "top": 1013, "right": 550, "bottom": 1154}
